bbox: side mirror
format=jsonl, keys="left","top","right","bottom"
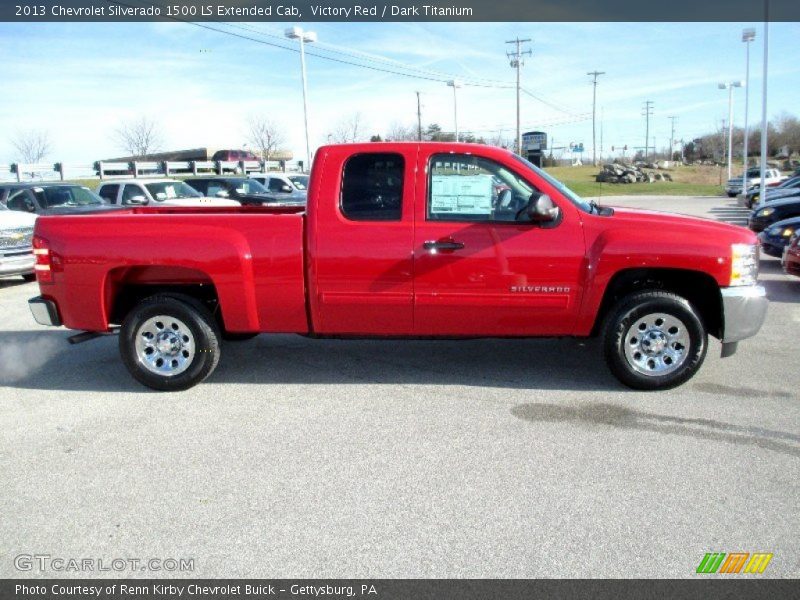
{"left": 281, "top": 184, "right": 293, "bottom": 193}
{"left": 215, "top": 190, "right": 230, "bottom": 198}
{"left": 127, "top": 195, "right": 148, "bottom": 205}
{"left": 525, "top": 194, "right": 560, "bottom": 223}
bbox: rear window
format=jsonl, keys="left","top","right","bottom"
{"left": 340, "top": 153, "right": 404, "bottom": 221}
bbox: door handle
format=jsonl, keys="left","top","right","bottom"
{"left": 424, "top": 240, "right": 465, "bottom": 251}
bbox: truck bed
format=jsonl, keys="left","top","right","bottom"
{"left": 34, "top": 208, "right": 309, "bottom": 334}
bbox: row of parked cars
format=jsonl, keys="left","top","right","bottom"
{"left": 739, "top": 172, "right": 800, "bottom": 279}
{"left": 0, "top": 173, "right": 309, "bottom": 281}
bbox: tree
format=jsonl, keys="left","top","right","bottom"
{"left": 114, "top": 116, "right": 162, "bottom": 158}
{"left": 246, "top": 116, "right": 285, "bottom": 163}
{"left": 425, "top": 123, "right": 454, "bottom": 142}
{"left": 330, "top": 112, "right": 366, "bottom": 144}
{"left": 11, "top": 130, "right": 51, "bottom": 164}
{"left": 386, "top": 122, "right": 418, "bottom": 142}
{"left": 370, "top": 134, "right": 383, "bottom": 142}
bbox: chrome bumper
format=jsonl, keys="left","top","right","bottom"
{"left": 29, "top": 296, "right": 62, "bottom": 327}
{"left": 721, "top": 285, "right": 768, "bottom": 344}
{"left": 0, "top": 250, "right": 34, "bottom": 276}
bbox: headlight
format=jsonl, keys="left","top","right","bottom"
{"left": 756, "top": 207, "right": 774, "bottom": 217}
{"left": 782, "top": 227, "right": 796, "bottom": 238}
{"left": 730, "top": 243, "right": 759, "bottom": 286}
{"left": 753, "top": 194, "right": 760, "bottom": 201}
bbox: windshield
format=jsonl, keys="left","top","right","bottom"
{"left": 231, "top": 179, "right": 268, "bottom": 195}
{"left": 512, "top": 154, "right": 593, "bottom": 213}
{"left": 288, "top": 175, "right": 308, "bottom": 190}
{"left": 40, "top": 186, "right": 103, "bottom": 207}
{"left": 145, "top": 181, "right": 202, "bottom": 201}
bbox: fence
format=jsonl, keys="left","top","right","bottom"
{"left": 5, "top": 159, "right": 298, "bottom": 182}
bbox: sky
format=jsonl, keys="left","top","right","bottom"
{"left": 0, "top": 20, "right": 798, "bottom": 166}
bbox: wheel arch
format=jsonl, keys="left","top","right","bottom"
{"left": 590, "top": 267, "right": 723, "bottom": 339}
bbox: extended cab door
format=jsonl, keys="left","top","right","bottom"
{"left": 308, "top": 146, "right": 416, "bottom": 335}
{"left": 413, "top": 148, "right": 586, "bottom": 336}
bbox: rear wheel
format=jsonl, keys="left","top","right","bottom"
{"left": 603, "top": 291, "right": 707, "bottom": 390}
{"left": 120, "top": 294, "right": 220, "bottom": 391}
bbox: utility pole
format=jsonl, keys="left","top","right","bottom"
{"left": 415, "top": 91, "right": 423, "bottom": 141}
{"left": 587, "top": 71, "right": 605, "bottom": 166}
{"left": 642, "top": 101, "right": 654, "bottom": 160}
{"left": 668, "top": 116, "right": 677, "bottom": 163}
{"left": 506, "top": 37, "right": 532, "bottom": 156}
{"left": 600, "top": 106, "right": 604, "bottom": 164}
{"left": 759, "top": 2, "right": 769, "bottom": 201}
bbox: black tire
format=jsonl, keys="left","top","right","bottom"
{"left": 21, "top": 273, "right": 37, "bottom": 282}
{"left": 603, "top": 291, "right": 707, "bottom": 390}
{"left": 119, "top": 294, "right": 220, "bottom": 391}
{"left": 222, "top": 332, "right": 259, "bottom": 341}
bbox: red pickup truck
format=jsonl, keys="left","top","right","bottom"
{"left": 28, "top": 143, "right": 768, "bottom": 391}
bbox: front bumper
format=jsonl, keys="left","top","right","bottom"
{"left": 29, "top": 296, "right": 62, "bottom": 326}
{"left": 757, "top": 232, "right": 788, "bottom": 257}
{"left": 0, "top": 248, "right": 34, "bottom": 277}
{"left": 721, "top": 285, "right": 768, "bottom": 343}
{"left": 748, "top": 216, "right": 770, "bottom": 232}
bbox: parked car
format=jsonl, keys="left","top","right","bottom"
{"left": 28, "top": 142, "right": 768, "bottom": 392}
{"left": 748, "top": 197, "right": 800, "bottom": 232}
{"left": 757, "top": 216, "right": 800, "bottom": 257}
{"left": 725, "top": 167, "right": 785, "bottom": 197}
{"left": 96, "top": 179, "right": 240, "bottom": 207}
{"left": 738, "top": 175, "right": 800, "bottom": 208}
{"left": 184, "top": 177, "right": 288, "bottom": 206}
{"left": 0, "top": 183, "right": 117, "bottom": 216}
{"left": 0, "top": 201, "right": 36, "bottom": 281}
{"left": 211, "top": 150, "right": 261, "bottom": 173}
{"left": 248, "top": 173, "right": 307, "bottom": 203}
{"left": 782, "top": 231, "right": 800, "bottom": 277}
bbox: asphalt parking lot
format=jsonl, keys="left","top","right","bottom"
{"left": 1, "top": 195, "right": 798, "bottom": 579}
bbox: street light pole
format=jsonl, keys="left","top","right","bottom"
{"left": 759, "top": 3, "right": 769, "bottom": 201}
{"left": 718, "top": 81, "right": 743, "bottom": 181}
{"left": 285, "top": 26, "right": 317, "bottom": 170}
{"left": 447, "top": 80, "right": 462, "bottom": 141}
{"left": 742, "top": 28, "right": 756, "bottom": 194}
{"left": 587, "top": 71, "right": 605, "bottom": 166}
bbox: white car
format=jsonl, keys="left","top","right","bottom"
{"left": 96, "top": 179, "right": 240, "bottom": 207}
{"left": 0, "top": 201, "right": 36, "bottom": 281}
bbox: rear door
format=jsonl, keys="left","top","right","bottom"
{"left": 308, "top": 146, "right": 416, "bottom": 335}
{"left": 412, "top": 148, "right": 586, "bottom": 336}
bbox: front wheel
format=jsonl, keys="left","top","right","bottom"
{"left": 120, "top": 294, "right": 221, "bottom": 391}
{"left": 603, "top": 291, "right": 707, "bottom": 390}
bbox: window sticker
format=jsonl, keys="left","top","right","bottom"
{"left": 431, "top": 174, "right": 493, "bottom": 215}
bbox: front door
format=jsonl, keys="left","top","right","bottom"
{"left": 413, "top": 151, "right": 586, "bottom": 336}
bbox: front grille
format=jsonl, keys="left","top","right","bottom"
{"left": 0, "top": 226, "right": 33, "bottom": 250}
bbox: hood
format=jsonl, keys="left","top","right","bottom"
{"left": 764, "top": 215, "right": 800, "bottom": 231}
{"left": 759, "top": 196, "right": 800, "bottom": 210}
{"left": 765, "top": 189, "right": 800, "bottom": 201}
{"left": 606, "top": 206, "right": 755, "bottom": 243}
{"left": 0, "top": 209, "right": 37, "bottom": 228}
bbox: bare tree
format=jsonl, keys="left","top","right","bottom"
{"left": 330, "top": 112, "right": 365, "bottom": 144}
{"left": 11, "top": 130, "right": 51, "bottom": 164}
{"left": 114, "top": 116, "right": 162, "bottom": 158}
{"left": 246, "top": 116, "right": 286, "bottom": 163}
{"left": 385, "top": 122, "right": 418, "bottom": 142}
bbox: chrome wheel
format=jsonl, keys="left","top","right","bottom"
{"left": 134, "top": 315, "right": 195, "bottom": 377}
{"left": 623, "top": 312, "right": 690, "bottom": 376}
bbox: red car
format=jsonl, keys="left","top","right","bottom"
{"left": 783, "top": 233, "right": 800, "bottom": 278}
{"left": 28, "top": 143, "right": 768, "bottom": 391}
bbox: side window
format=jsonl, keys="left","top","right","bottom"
{"left": 188, "top": 180, "right": 207, "bottom": 194}
{"left": 268, "top": 179, "right": 284, "bottom": 192}
{"left": 206, "top": 182, "right": 227, "bottom": 197}
{"left": 7, "top": 190, "right": 36, "bottom": 212}
{"left": 340, "top": 153, "right": 404, "bottom": 221}
{"left": 427, "top": 154, "right": 537, "bottom": 222}
{"left": 121, "top": 184, "right": 144, "bottom": 204}
{"left": 97, "top": 184, "right": 119, "bottom": 203}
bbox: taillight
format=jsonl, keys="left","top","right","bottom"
{"left": 32, "top": 235, "right": 52, "bottom": 283}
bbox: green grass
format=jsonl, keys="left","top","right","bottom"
{"left": 545, "top": 165, "right": 724, "bottom": 197}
